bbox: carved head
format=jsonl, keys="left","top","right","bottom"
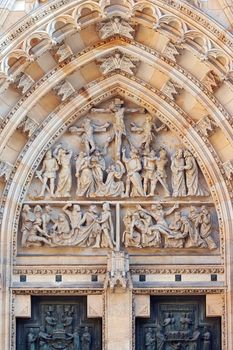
{"left": 23, "top": 204, "right": 31, "bottom": 212}
{"left": 89, "top": 205, "right": 98, "bottom": 213}
{"left": 45, "top": 205, "right": 52, "bottom": 213}
{"left": 45, "top": 149, "right": 52, "bottom": 158}
{"left": 159, "top": 148, "right": 167, "bottom": 158}
{"left": 176, "top": 149, "right": 183, "bottom": 158}
{"left": 103, "top": 202, "right": 110, "bottom": 211}
{"left": 73, "top": 205, "right": 81, "bottom": 211}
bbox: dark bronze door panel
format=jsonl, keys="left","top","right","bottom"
{"left": 136, "top": 296, "right": 221, "bottom": 350}
{"left": 16, "top": 296, "right": 102, "bottom": 350}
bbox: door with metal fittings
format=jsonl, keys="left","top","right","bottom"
{"left": 136, "top": 296, "right": 221, "bottom": 350}
{"left": 16, "top": 296, "right": 102, "bottom": 350}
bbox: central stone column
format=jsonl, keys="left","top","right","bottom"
{"left": 104, "top": 251, "right": 133, "bottom": 350}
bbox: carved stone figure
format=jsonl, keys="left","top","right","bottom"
{"left": 123, "top": 147, "right": 144, "bottom": 197}
{"left": 42, "top": 205, "right": 54, "bottom": 232}
{"left": 25, "top": 217, "right": 52, "bottom": 247}
{"left": 91, "top": 149, "right": 106, "bottom": 195}
{"left": 167, "top": 212, "right": 186, "bottom": 248}
{"left": 75, "top": 152, "right": 95, "bottom": 197}
{"left": 122, "top": 210, "right": 141, "bottom": 248}
{"left": 97, "top": 161, "right": 125, "bottom": 197}
{"left": 183, "top": 150, "right": 207, "bottom": 196}
{"left": 131, "top": 113, "right": 166, "bottom": 151}
{"left": 142, "top": 150, "right": 157, "bottom": 196}
{"left": 98, "top": 51, "right": 139, "bottom": 75}
{"left": 97, "top": 203, "right": 115, "bottom": 248}
{"left": 186, "top": 207, "right": 206, "bottom": 248}
{"left": 180, "top": 312, "right": 193, "bottom": 331}
{"left": 98, "top": 17, "right": 134, "bottom": 39}
{"left": 54, "top": 145, "right": 72, "bottom": 197}
{"left": 37, "top": 149, "right": 59, "bottom": 197}
{"left": 77, "top": 205, "right": 101, "bottom": 247}
{"left": 63, "top": 203, "right": 82, "bottom": 230}
{"left": 27, "top": 328, "right": 37, "bottom": 350}
{"left": 145, "top": 328, "right": 155, "bottom": 350}
{"left": 154, "top": 148, "right": 170, "bottom": 196}
{"left": 51, "top": 213, "right": 71, "bottom": 245}
{"left": 202, "top": 327, "right": 211, "bottom": 350}
{"left": 171, "top": 149, "right": 186, "bottom": 197}
{"left": 92, "top": 98, "right": 143, "bottom": 159}
{"left": 69, "top": 118, "right": 110, "bottom": 154}
{"left": 21, "top": 204, "right": 35, "bottom": 247}
{"left": 139, "top": 203, "right": 179, "bottom": 244}
{"left": 199, "top": 206, "right": 217, "bottom": 250}
{"left": 81, "top": 327, "right": 91, "bottom": 350}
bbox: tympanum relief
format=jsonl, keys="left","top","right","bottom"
{"left": 20, "top": 98, "right": 219, "bottom": 252}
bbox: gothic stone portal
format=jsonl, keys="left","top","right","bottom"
{"left": 136, "top": 296, "right": 221, "bottom": 350}
{"left": 16, "top": 296, "right": 102, "bottom": 350}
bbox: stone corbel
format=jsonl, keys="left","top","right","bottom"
{"left": 162, "top": 41, "right": 180, "bottom": 61}
{"left": 55, "top": 43, "right": 73, "bottom": 63}
{"left": 17, "top": 73, "right": 35, "bottom": 94}
{"left": 223, "top": 160, "right": 233, "bottom": 180}
{"left": 202, "top": 70, "right": 222, "bottom": 93}
{"left": 0, "top": 160, "right": 13, "bottom": 181}
{"left": 162, "top": 79, "right": 182, "bottom": 100}
{"left": 53, "top": 80, "right": 75, "bottom": 101}
{"left": 104, "top": 251, "right": 132, "bottom": 292}
{"left": 196, "top": 115, "right": 218, "bottom": 137}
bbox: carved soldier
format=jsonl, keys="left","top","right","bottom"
{"left": 69, "top": 118, "right": 110, "bottom": 154}
{"left": 55, "top": 145, "right": 73, "bottom": 197}
{"left": 122, "top": 147, "right": 144, "bottom": 197}
{"left": 27, "top": 328, "right": 37, "bottom": 350}
{"left": 38, "top": 326, "right": 51, "bottom": 350}
{"left": 37, "top": 149, "right": 59, "bottom": 197}
{"left": 81, "top": 326, "right": 91, "bottom": 350}
{"left": 171, "top": 148, "right": 186, "bottom": 197}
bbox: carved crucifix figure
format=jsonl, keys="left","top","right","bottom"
{"left": 91, "top": 98, "right": 144, "bottom": 159}
{"left": 69, "top": 118, "right": 110, "bottom": 154}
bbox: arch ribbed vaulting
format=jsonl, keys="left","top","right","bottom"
{"left": 0, "top": 1, "right": 233, "bottom": 349}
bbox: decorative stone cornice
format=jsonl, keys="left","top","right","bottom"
{"left": 13, "top": 266, "right": 107, "bottom": 275}
{"left": 130, "top": 266, "right": 224, "bottom": 274}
